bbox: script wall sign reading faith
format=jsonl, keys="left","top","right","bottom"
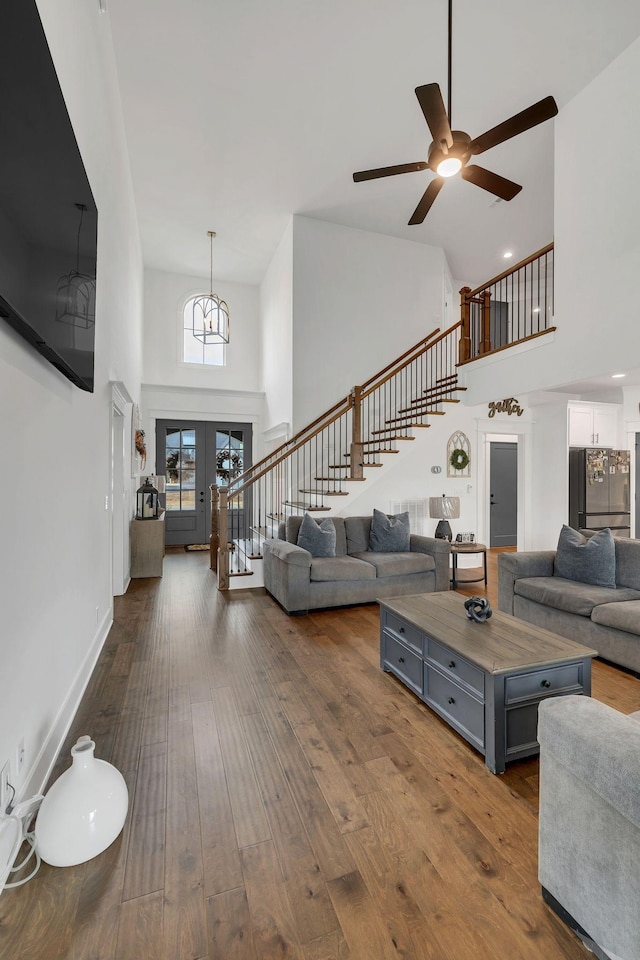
{"left": 488, "top": 398, "right": 524, "bottom": 418}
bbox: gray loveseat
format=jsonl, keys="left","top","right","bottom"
{"left": 263, "top": 514, "right": 451, "bottom": 614}
{"left": 498, "top": 534, "right": 640, "bottom": 674}
{"left": 538, "top": 695, "right": 640, "bottom": 960}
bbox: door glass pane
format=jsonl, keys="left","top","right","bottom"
{"left": 216, "top": 430, "right": 245, "bottom": 508}
{"left": 165, "top": 429, "right": 197, "bottom": 510}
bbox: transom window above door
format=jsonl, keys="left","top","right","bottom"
{"left": 182, "top": 297, "right": 225, "bottom": 366}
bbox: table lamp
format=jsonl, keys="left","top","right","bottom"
{"left": 429, "top": 495, "right": 460, "bottom": 541}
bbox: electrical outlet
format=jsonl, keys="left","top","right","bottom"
{"left": 0, "top": 761, "right": 10, "bottom": 814}
{"left": 16, "top": 739, "right": 25, "bottom": 774}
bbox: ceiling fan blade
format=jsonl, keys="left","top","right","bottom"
{"left": 353, "top": 161, "right": 428, "bottom": 183}
{"left": 408, "top": 177, "right": 445, "bottom": 225}
{"left": 415, "top": 83, "right": 453, "bottom": 149}
{"left": 469, "top": 96, "right": 558, "bottom": 156}
{"left": 461, "top": 164, "right": 522, "bottom": 201}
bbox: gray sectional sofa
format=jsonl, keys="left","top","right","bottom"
{"left": 498, "top": 532, "right": 640, "bottom": 674}
{"left": 263, "top": 514, "right": 451, "bottom": 614}
{"left": 538, "top": 695, "right": 640, "bottom": 960}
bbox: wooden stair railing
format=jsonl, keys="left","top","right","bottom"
{"left": 459, "top": 242, "right": 555, "bottom": 364}
{"left": 212, "top": 321, "right": 463, "bottom": 585}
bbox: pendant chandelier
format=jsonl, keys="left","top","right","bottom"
{"left": 55, "top": 203, "right": 96, "bottom": 329}
{"left": 192, "top": 230, "right": 229, "bottom": 345}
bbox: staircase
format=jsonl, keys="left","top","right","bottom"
{"left": 207, "top": 241, "right": 555, "bottom": 589}
{"left": 211, "top": 321, "right": 464, "bottom": 589}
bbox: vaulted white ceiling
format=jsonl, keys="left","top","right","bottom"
{"left": 107, "top": 0, "right": 640, "bottom": 288}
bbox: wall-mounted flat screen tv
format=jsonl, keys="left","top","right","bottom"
{"left": 0, "top": 0, "right": 98, "bottom": 393}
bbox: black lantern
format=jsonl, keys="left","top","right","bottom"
{"left": 136, "top": 477, "right": 158, "bottom": 520}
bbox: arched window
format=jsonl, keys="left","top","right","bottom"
{"left": 182, "top": 296, "right": 225, "bottom": 366}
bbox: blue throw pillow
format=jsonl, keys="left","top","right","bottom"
{"left": 296, "top": 512, "right": 336, "bottom": 558}
{"left": 554, "top": 525, "right": 616, "bottom": 588}
{"left": 369, "top": 509, "right": 410, "bottom": 552}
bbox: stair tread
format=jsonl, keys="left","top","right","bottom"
{"left": 299, "top": 488, "right": 349, "bottom": 495}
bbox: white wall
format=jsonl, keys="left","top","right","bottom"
{"left": 291, "top": 217, "right": 449, "bottom": 430}
{"left": 461, "top": 35, "right": 640, "bottom": 405}
{"left": 260, "top": 220, "right": 293, "bottom": 437}
{"left": 143, "top": 267, "right": 261, "bottom": 393}
{"left": 0, "top": 0, "right": 143, "bottom": 805}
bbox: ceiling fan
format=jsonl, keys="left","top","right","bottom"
{"left": 352, "top": 0, "right": 558, "bottom": 225}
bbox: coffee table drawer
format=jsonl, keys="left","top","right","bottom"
{"left": 505, "top": 663, "right": 583, "bottom": 703}
{"left": 427, "top": 638, "right": 485, "bottom": 696}
{"left": 382, "top": 611, "right": 423, "bottom": 654}
{"left": 424, "top": 665, "right": 484, "bottom": 748}
{"left": 383, "top": 633, "right": 422, "bottom": 694}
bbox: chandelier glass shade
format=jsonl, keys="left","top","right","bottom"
{"left": 55, "top": 203, "right": 96, "bottom": 329}
{"left": 192, "top": 230, "right": 229, "bottom": 345}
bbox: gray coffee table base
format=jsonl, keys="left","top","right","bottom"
{"left": 379, "top": 593, "right": 597, "bottom": 774}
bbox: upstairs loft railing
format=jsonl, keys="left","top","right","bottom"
{"left": 211, "top": 321, "right": 463, "bottom": 587}
{"left": 458, "top": 242, "right": 555, "bottom": 364}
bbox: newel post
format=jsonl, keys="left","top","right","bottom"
{"left": 217, "top": 486, "right": 229, "bottom": 590}
{"left": 459, "top": 286, "right": 472, "bottom": 363}
{"left": 209, "top": 483, "right": 219, "bottom": 571}
{"left": 480, "top": 289, "right": 492, "bottom": 354}
{"left": 350, "top": 386, "right": 364, "bottom": 480}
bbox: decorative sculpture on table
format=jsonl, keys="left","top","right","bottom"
{"left": 464, "top": 596, "right": 492, "bottom": 623}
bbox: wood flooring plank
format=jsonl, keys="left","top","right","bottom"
{"left": 212, "top": 685, "right": 272, "bottom": 848}
{"left": 325, "top": 869, "right": 400, "bottom": 960}
{"left": 116, "top": 891, "right": 164, "bottom": 960}
{"left": 163, "top": 718, "right": 208, "bottom": 960}
{"left": 191, "top": 699, "right": 243, "bottom": 898}
{"left": 122, "top": 741, "right": 167, "bottom": 902}
{"left": 257, "top": 695, "right": 357, "bottom": 881}
{"left": 141, "top": 712, "right": 168, "bottom": 746}
{"left": 240, "top": 841, "right": 303, "bottom": 960}
{"left": 206, "top": 886, "right": 258, "bottom": 959}
{"left": 301, "top": 930, "right": 352, "bottom": 960}
{"left": 344, "top": 824, "right": 444, "bottom": 960}
{"left": 242, "top": 710, "right": 340, "bottom": 943}
{"left": 274, "top": 684, "right": 369, "bottom": 835}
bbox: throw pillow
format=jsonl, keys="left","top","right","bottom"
{"left": 296, "top": 512, "right": 336, "bottom": 558}
{"left": 554, "top": 524, "right": 616, "bottom": 588}
{"left": 369, "top": 508, "right": 410, "bottom": 552}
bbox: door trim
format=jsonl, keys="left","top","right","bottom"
{"left": 475, "top": 419, "right": 533, "bottom": 550}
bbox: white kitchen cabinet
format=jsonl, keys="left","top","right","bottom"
{"left": 568, "top": 403, "right": 620, "bottom": 448}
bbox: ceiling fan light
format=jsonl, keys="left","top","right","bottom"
{"left": 436, "top": 156, "right": 462, "bottom": 177}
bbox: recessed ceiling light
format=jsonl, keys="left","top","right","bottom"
{"left": 503, "top": 251, "right": 513, "bottom": 259}
{"left": 611, "top": 373, "right": 626, "bottom": 379}
{"left": 532, "top": 307, "right": 540, "bottom": 314}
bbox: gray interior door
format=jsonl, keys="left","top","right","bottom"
{"left": 636, "top": 435, "right": 640, "bottom": 538}
{"left": 156, "top": 420, "right": 252, "bottom": 546}
{"left": 490, "top": 441, "right": 518, "bottom": 547}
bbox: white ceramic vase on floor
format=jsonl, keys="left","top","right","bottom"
{"left": 35, "top": 736, "right": 128, "bottom": 867}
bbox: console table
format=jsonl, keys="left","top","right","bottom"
{"left": 379, "top": 592, "right": 597, "bottom": 773}
{"left": 130, "top": 511, "right": 165, "bottom": 578}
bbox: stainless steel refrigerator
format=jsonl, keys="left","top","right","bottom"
{"left": 568, "top": 448, "right": 631, "bottom": 536}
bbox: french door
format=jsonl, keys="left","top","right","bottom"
{"left": 156, "top": 419, "right": 252, "bottom": 546}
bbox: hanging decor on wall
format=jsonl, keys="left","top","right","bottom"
{"left": 192, "top": 231, "right": 230, "bottom": 346}
{"left": 447, "top": 430, "right": 471, "bottom": 477}
{"left": 488, "top": 397, "right": 524, "bottom": 418}
{"left": 132, "top": 403, "right": 147, "bottom": 476}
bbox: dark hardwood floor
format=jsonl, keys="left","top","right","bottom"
{"left": 1, "top": 546, "right": 638, "bottom": 959}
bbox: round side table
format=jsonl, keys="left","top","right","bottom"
{"left": 450, "top": 542, "right": 488, "bottom": 589}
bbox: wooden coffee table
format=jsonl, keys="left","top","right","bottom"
{"left": 379, "top": 592, "right": 597, "bottom": 773}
